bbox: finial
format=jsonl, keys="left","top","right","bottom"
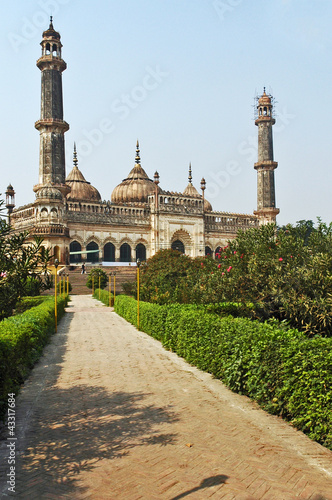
{"left": 263, "top": 86, "right": 266, "bottom": 95}
{"left": 73, "top": 143, "right": 78, "bottom": 168}
{"left": 135, "top": 140, "right": 141, "bottom": 164}
{"left": 154, "top": 171, "right": 160, "bottom": 185}
{"left": 50, "top": 16, "right": 53, "bottom": 28}
{"left": 200, "top": 177, "right": 206, "bottom": 191}
{"left": 188, "top": 162, "right": 192, "bottom": 184}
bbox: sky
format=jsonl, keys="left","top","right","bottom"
{"left": 0, "top": 0, "right": 331, "bottom": 226}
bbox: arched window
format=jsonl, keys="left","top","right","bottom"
{"left": 104, "top": 242, "right": 115, "bottom": 262}
{"left": 136, "top": 243, "right": 146, "bottom": 262}
{"left": 86, "top": 241, "right": 99, "bottom": 263}
{"left": 205, "top": 246, "right": 212, "bottom": 257}
{"left": 215, "top": 246, "right": 222, "bottom": 260}
{"left": 120, "top": 243, "right": 131, "bottom": 262}
{"left": 171, "top": 240, "right": 185, "bottom": 254}
{"left": 70, "top": 241, "right": 82, "bottom": 263}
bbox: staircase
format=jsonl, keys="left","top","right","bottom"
{"left": 61, "top": 265, "right": 137, "bottom": 295}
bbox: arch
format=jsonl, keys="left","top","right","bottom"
{"left": 120, "top": 243, "right": 131, "bottom": 262}
{"left": 136, "top": 243, "right": 146, "bottom": 262}
{"left": 86, "top": 241, "right": 99, "bottom": 263}
{"left": 205, "top": 246, "right": 212, "bottom": 257}
{"left": 41, "top": 207, "right": 48, "bottom": 217}
{"left": 50, "top": 207, "right": 57, "bottom": 217}
{"left": 53, "top": 245, "right": 60, "bottom": 261}
{"left": 70, "top": 240, "right": 82, "bottom": 263}
{"left": 171, "top": 240, "right": 185, "bottom": 254}
{"left": 104, "top": 242, "right": 115, "bottom": 262}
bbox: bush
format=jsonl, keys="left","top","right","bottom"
{"left": 0, "top": 295, "right": 69, "bottom": 420}
{"left": 93, "top": 289, "right": 114, "bottom": 306}
{"left": 86, "top": 268, "right": 108, "bottom": 290}
{"left": 114, "top": 295, "right": 332, "bottom": 450}
{"left": 14, "top": 296, "right": 48, "bottom": 314}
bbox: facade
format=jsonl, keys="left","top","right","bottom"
{"left": 10, "top": 20, "right": 279, "bottom": 265}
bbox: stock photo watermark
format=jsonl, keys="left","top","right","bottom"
{"left": 8, "top": 0, "right": 71, "bottom": 53}
{"left": 6, "top": 393, "right": 16, "bottom": 493}
{"left": 73, "top": 65, "right": 169, "bottom": 159}
{"left": 205, "top": 106, "right": 296, "bottom": 200}
{"left": 213, "top": 0, "right": 243, "bottom": 22}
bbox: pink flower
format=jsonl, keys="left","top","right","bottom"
{"left": 227, "top": 266, "right": 232, "bottom": 272}
{"left": 279, "top": 257, "right": 283, "bottom": 262}
{"left": 240, "top": 254, "right": 244, "bottom": 259}
{"left": 222, "top": 272, "right": 225, "bottom": 276}
{"left": 234, "top": 251, "right": 237, "bottom": 254}
{"left": 218, "top": 264, "right": 221, "bottom": 269}
{"left": 201, "top": 262, "right": 204, "bottom": 267}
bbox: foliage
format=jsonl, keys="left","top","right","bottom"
{"left": 138, "top": 220, "right": 332, "bottom": 336}
{"left": 93, "top": 288, "right": 114, "bottom": 306}
{"left": 114, "top": 295, "right": 332, "bottom": 450}
{"left": 56, "top": 278, "right": 72, "bottom": 293}
{"left": 0, "top": 295, "right": 69, "bottom": 420}
{"left": 14, "top": 296, "right": 48, "bottom": 314}
{"left": 86, "top": 268, "right": 108, "bottom": 290}
{"left": 0, "top": 200, "right": 53, "bottom": 319}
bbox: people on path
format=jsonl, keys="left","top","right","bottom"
{"left": 81, "top": 263, "right": 85, "bottom": 274}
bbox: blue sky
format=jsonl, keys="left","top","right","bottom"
{"left": 0, "top": 0, "right": 331, "bottom": 226}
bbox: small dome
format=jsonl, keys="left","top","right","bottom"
{"left": 203, "top": 198, "right": 213, "bottom": 212}
{"left": 111, "top": 141, "right": 159, "bottom": 204}
{"left": 258, "top": 89, "right": 271, "bottom": 105}
{"left": 66, "top": 166, "right": 101, "bottom": 202}
{"left": 182, "top": 163, "right": 213, "bottom": 212}
{"left": 43, "top": 18, "right": 60, "bottom": 40}
{"left": 36, "top": 184, "right": 63, "bottom": 200}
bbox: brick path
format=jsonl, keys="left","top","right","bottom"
{"left": 1, "top": 295, "right": 332, "bottom": 499}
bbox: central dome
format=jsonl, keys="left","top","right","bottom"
{"left": 111, "top": 141, "right": 159, "bottom": 204}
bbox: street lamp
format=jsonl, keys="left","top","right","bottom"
{"left": 67, "top": 273, "right": 69, "bottom": 295}
{"left": 54, "top": 259, "right": 59, "bottom": 333}
{"left": 109, "top": 272, "right": 113, "bottom": 305}
{"left": 137, "top": 259, "right": 141, "bottom": 329}
{"left": 113, "top": 271, "right": 116, "bottom": 303}
{"left": 99, "top": 274, "right": 101, "bottom": 300}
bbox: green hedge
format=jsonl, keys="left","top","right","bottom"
{"left": 0, "top": 295, "right": 69, "bottom": 420}
{"left": 113, "top": 295, "right": 332, "bottom": 450}
{"left": 93, "top": 289, "right": 114, "bottom": 306}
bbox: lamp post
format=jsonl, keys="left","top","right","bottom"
{"left": 109, "top": 272, "right": 112, "bottom": 307}
{"left": 113, "top": 271, "right": 116, "bottom": 303}
{"left": 67, "top": 273, "right": 69, "bottom": 295}
{"left": 137, "top": 259, "right": 141, "bottom": 329}
{"left": 99, "top": 275, "right": 101, "bottom": 300}
{"left": 54, "top": 259, "right": 59, "bottom": 333}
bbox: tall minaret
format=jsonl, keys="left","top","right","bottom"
{"left": 33, "top": 17, "right": 70, "bottom": 197}
{"left": 254, "top": 88, "right": 279, "bottom": 223}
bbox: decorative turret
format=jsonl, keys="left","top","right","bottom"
{"left": 66, "top": 144, "right": 101, "bottom": 202}
{"left": 5, "top": 184, "right": 15, "bottom": 224}
{"left": 34, "top": 17, "right": 70, "bottom": 198}
{"left": 183, "top": 163, "right": 212, "bottom": 212}
{"left": 254, "top": 88, "right": 279, "bottom": 223}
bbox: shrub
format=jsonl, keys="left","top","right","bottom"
{"left": 114, "top": 295, "right": 332, "bottom": 450}
{"left": 0, "top": 295, "right": 69, "bottom": 420}
{"left": 86, "top": 268, "right": 108, "bottom": 290}
{"left": 93, "top": 289, "right": 113, "bottom": 306}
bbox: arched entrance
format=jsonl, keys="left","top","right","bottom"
{"left": 86, "top": 241, "right": 99, "bottom": 263}
{"left": 120, "top": 243, "right": 131, "bottom": 262}
{"left": 70, "top": 241, "right": 82, "bottom": 263}
{"left": 136, "top": 243, "right": 146, "bottom": 262}
{"left": 215, "top": 246, "right": 222, "bottom": 259}
{"left": 54, "top": 245, "right": 60, "bottom": 262}
{"left": 171, "top": 240, "right": 185, "bottom": 254}
{"left": 104, "top": 242, "right": 115, "bottom": 262}
{"left": 205, "top": 246, "right": 212, "bottom": 256}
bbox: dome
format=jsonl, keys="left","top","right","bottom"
{"left": 111, "top": 141, "right": 159, "bottom": 204}
{"left": 43, "top": 18, "right": 60, "bottom": 40}
{"left": 183, "top": 164, "right": 213, "bottom": 212}
{"left": 65, "top": 146, "right": 101, "bottom": 202}
{"left": 258, "top": 88, "right": 271, "bottom": 105}
{"left": 36, "top": 184, "right": 63, "bottom": 200}
{"left": 66, "top": 166, "right": 101, "bottom": 202}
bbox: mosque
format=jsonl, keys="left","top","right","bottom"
{"left": 7, "top": 19, "right": 279, "bottom": 265}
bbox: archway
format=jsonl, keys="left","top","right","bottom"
{"left": 70, "top": 241, "right": 82, "bottom": 263}
{"left": 86, "top": 241, "right": 99, "bottom": 263}
{"left": 54, "top": 245, "right": 60, "bottom": 262}
{"left": 215, "top": 246, "right": 222, "bottom": 260}
{"left": 171, "top": 240, "right": 185, "bottom": 254}
{"left": 136, "top": 243, "right": 146, "bottom": 262}
{"left": 104, "top": 242, "right": 115, "bottom": 262}
{"left": 120, "top": 243, "right": 131, "bottom": 262}
{"left": 205, "top": 246, "right": 212, "bottom": 257}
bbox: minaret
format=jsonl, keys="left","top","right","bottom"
{"left": 254, "top": 88, "right": 279, "bottom": 223}
{"left": 33, "top": 17, "right": 70, "bottom": 197}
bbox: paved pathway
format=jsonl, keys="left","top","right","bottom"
{"left": 1, "top": 295, "right": 332, "bottom": 499}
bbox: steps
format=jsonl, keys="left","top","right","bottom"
{"left": 60, "top": 265, "right": 137, "bottom": 295}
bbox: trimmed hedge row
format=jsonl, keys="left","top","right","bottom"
{"left": 0, "top": 295, "right": 69, "bottom": 419}
{"left": 113, "top": 294, "right": 332, "bottom": 450}
{"left": 93, "top": 289, "right": 114, "bottom": 306}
